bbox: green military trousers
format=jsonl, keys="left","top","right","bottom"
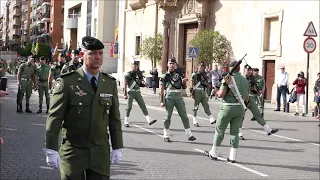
{"left": 38, "top": 81, "right": 50, "bottom": 105}
{"left": 213, "top": 104, "right": 245, "bottom": 148}
{"left": 240, "top": 96, "right": 267, "bottom": 128}
{"left": 125, "top": 91, "right": 149, "bottom": 117}
{"left": 164, "top": 92, "right": 190, "bottom": 129}
{"left": 193, "top": 90, "right": 212, "bottom": 117}
{"left": 59, "top": 140, "right": 110, "bottom": 180}
{"left": 17, "top": 80, "right": 33, "bottom": 104}
{"left": 254, "top": 95, "right": 264, "bottom": 114}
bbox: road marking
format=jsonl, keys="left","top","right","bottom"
{"left": 31, "top": 123, "right": 46, "bottom": 127}
{"left": 131, "top": 124, "right": 164, "bottom": 138}
{"left": 193, "top": 148, "right": 269, "bottom": 177}
{"left": 5, "top": 128, "right": 18, "bottom": 131}
{"left": 119, "top": 100, "right": 320, "bottom": 147}
{"left": 249, "top": 129, "right": 320, "bottom": 147}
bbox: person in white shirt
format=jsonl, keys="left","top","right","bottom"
{"left": 275, "top": 66, "right": 289, "bottom": 112}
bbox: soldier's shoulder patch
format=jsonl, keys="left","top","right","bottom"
{"left": 101, "top": 72, "right": 116, "bottom": 80}
{"left": 60, "top": 71, "right": 75, "bottom": 78}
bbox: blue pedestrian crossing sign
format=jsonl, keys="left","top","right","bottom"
{"left": 189, "top": 47, "right": 199, "bottom": 58}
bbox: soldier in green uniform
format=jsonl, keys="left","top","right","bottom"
{"left": 251, "top": 68, "right": 265, "bottom": 119}
{"left": 9, "top": 60, "right": 15, "bottom": 74}
{"left": 48, "top": 53, "right": 67, "bottom": 93}
{"left": 190, "top": 63, "right": 216, "bottom": 127}
{"left": 123, "top": 61, "right": 157, "bottom": 127}
{"left": 159, "top": 58, "right": 196, "bottom": 142}
{"left": 238, "top": 65, "right": 278, "bottom": 140}
{"left": 0, "top": 59, "right": 7, "bottom": 78}
{"left": 206, "top": 60, "right": 249, "bottom": 163}
{"left": 44, "top": 36, "right": 123, "bottom": 180}
{"left": 36, "top": 56, "right": 51, "bottom": 113}
{"left": 16, "top": 56, "right": 37, "bottom": 113}
{"left": 61, "top": 50, "right": 82, "bottom": 74}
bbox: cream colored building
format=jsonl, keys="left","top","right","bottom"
{"left": 63, "top": 0, "right": 118, "bottom": 73}
{"left": 120, "top": 0, "right": 319, "bottom": 110}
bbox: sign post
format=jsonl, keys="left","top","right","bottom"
{"left": 189, "top": 47, "right": 199, "bottom": 73}
{"left": 303, "top": 21, "right": 317, "bottom": 115}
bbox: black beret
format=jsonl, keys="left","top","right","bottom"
{"left": 168, "top": 58, "right": 177, "bottom": 63}
{"left": 72, "top": 50, "right": 80, "bottom": 55}
{"left": 244, "top": 64, "right": 252, "bottom": 69}
{"left": 229, "top": 61, "right": 238, "bottom": 67}
{"left": 82, "top": 36, "right": 104, "bottom": 50}
{"left": 198, "top": 62, "right": 205, "bottom": 67}
{"left": 131, "top": 61, "right": 139, "bottom": 65}
{"left": 253, "top": 68, "right": 259, "bottom": 72}
{"left": 221, "top": 72, "right": 228, "bottom": 77}
{"left": 40, "top": 56, "right": 46, "bottom": 60}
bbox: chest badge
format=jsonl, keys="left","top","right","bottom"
{"left": 100, "top": 93, "right": 113, "bottom": 100}
{"left": 75, "top": 90, "right": 87, "bottom": 96}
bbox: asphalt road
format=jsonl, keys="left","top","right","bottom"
{"left": 1, "top": 75, "right": 319, "bottom": 180}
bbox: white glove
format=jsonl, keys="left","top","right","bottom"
{"left": 42, "top": 148, "right": 61, "bottom": 169}
{"left": 111, "top": 149, "right": 123, "bottom": 165}
{"left": 52, "top": 79, "right": 56, "bottom": 83}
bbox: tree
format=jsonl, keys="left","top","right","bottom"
{"left": 140, "top": 33, "right": 163, "bottom": 68}
{"left": 189, "top": 29, "right": 229, "bottom": 65}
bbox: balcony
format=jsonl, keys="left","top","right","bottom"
{"left": 41, "top": 12, "right": 50, "bottom": 22}
{"left": 13, "top": 8, "right": 22, "bottom": 17}
{"left": 30, "top": 11, "right": 37, "bottom": 19}
{"left": 65, "top": 14, "right": 80, "bottom": 29}
{"left": 13, "top": 0, "right": 22, "bottom": 7}
{"left": 13, "top": 28, "right": 20, "bottom": 36}
{"left": 42, "top": 0, "right": 50, "bottom": 6}
{"left": 13, "top": 18, "right": 21, "bottom": 27}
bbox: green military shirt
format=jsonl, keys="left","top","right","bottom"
{"left": 159, "top": 71, "right": 183, "bottom": 91}
{"left": 37, "top": 64, "right": 50, "bottom": 81}
{"left": 124, "top": 71, "right": 140, "bottom": 90}
{"left": 191, "top": 71, "right": 207, "bottom": 90}
{"left": 61, "top": 61, "right": 82, "bottom": 74}
{"left": 220, "top": 72, "right": 249, "bottom": 103}
{"left": 18, "top": 62, "right": 36, "bottom": 80}
{"left": 46, "top": 68, "right": 123, "bottom": 151}
{"left": 0, "top": 62, "right": 6, "bottom": 77}
{"left": 51, "top": 63, "right": 65, "bottom": 79}
{"left": 255, "top": 75, "right": 265, "bottom": 91}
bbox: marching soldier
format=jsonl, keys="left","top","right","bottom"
{"left": 123, "top": 61, "right": 157, "bottom": 127}
{"left": 207, "top": 60, "right": 249, "bottom": 163}
{"left": 190, "top": 63, "right": 216, "bottom": 127}
{"left": 251, "top": 68, "right": 265, "bottom": 119}
{"left": 16, "top": 56, "right": 38, "bottom": 113}
{"left": 159, "top": 58, "right": 196, "bottom": 142}
{"left": 44, "top": 36, "right": 123, "bottom": 179}
{"left": 48, "top": 53, "right": 67, "bottom": 92}
{"left": 239, "top": 65, "right": 278, "bottom": 140}
{"left": 36, "top": 56, "right": 51, "bottom": 113}
{"left": 61, "top": 50, "right": 82, "bottom": 74}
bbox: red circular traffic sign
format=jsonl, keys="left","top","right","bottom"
{"left": 303, "top": 37, "right": 316, "bottom": 53}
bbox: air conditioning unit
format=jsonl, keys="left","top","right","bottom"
{"left": 129, "top": 0, "right": 148, "bottom": 11}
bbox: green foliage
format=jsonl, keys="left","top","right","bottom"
{"left": 16, "top": 43, "right": 32, "bottom": 57}
{"left": 189, "top": 29, "right": 229, "bottom": 65}
{"left": 140, "top": 33, "right": 163, "bottom": 68}
{"left": 16, "top": 42, "right": 50, "bottom": 58}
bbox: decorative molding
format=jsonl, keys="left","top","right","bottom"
{"left": 162, "top": 20, "right": 170, "bottom": 28}
{"left": 260, "top": 10, "right": 283, "bottom": 58}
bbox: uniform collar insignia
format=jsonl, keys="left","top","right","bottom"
{"left": 75, "top": 90, "right": 87, "bottom": 96}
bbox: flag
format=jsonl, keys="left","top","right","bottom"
{"left": 115, "top": 26, "right": 118, "bottom": 41}
{"left": 64, "top": 42, "right": 68, "bottom": 56}
{"left": 31, "top": 41, "right": 36, "bottom": 55}
{"left": 52, "top": 43, "right": 58, "bottom": 58}
{"left": 67, "top": 40, "right": 72, "bottom": 57}
{"left": 35, "top": 40, "right": 39, "bottom": 55}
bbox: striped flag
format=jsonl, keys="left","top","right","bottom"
{"left": 31, "top": 41, "right": 36, "bottom": 55}
{"left": 35, "top": 40, "right": 39, "bottom": 55}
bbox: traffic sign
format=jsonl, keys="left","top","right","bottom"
{"left": 303, "top": 37, "right": 316, "bottom": 53}
{"left": 303, "top": 21, "right": 317, "bottom": 37}
{"left": 189, "top": 47, "right": 199, "bottom": 58}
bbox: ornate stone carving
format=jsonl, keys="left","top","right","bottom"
{"left": 162, "top": 20, "right": 170, "bottom": 28}
{"left": 157, "top": 0, "right": 182, "bottom": 10}
{"left": 186, "top": 0, "right": 194, "bottom": 14}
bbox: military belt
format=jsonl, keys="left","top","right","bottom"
{"left": 249, "top": 94, "right": 257, "bottom": 97}
{"left": 167, "top": 89, "right": 180, "bottom": 93}
{"left": 129, "top": 89, "right": 140, "bottom": 92}
{"left": 194, "top": 87, "right": 204, "bottom": 91}
{"left": 222, "top": 102, "right": 241, "bottom": 106}
{"left": 21, "top": 78, "right": 31, "bottom": 81}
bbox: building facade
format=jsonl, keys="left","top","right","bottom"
{"left": 50, "top": 0, "right": 64, "bottom": 50}
{"left": 119, "top": 0, "right": 319, "bottom": 108}
{"left": 63, "top": 0, "right": 119, "bottom": 73}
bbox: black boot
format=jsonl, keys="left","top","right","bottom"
{"left": 25, "top": 103, "right": 32, "bottom": 113}
{"left": 17, "top": 103, "right": 23, "bottom": 113}
{"left": 37, "top": 105, "right": 42, "bottom": 113}
{"left": 46, "top": 105, "right": 49, "bottom": 114}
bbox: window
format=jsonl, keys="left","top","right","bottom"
{"left": 60, "top": 37, "right": 63, "bottom": 43}
{"left": 135, "top": 36, "right": 141, "bottom": 55}
{"left": 51, "top": 6, "right": 53, "bottom": 15}
{"left": 93, "top": 18, "right": 97, "bottom": 37}
{"left": 86, "top": 13, "right": 92, "bottom": 36}
{"left": 87, "top": 0, "right": 92, "bottom": 14}
{"left": 94, "top": 0, "right": 97, "bottom": 7}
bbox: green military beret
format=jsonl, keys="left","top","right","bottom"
{"left": 253, "top": 68, "right": 259, "bottom": 72}
{"left": 82, "top": 36, "right": 104, "bottom": 50}
{"left": 244, "top": 64, "right": 252, "bottom": 69}
{"left": 229, "top": 61, "right": 238, "bottom": 67}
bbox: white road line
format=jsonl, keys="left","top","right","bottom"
{"left": 119, "top": 100, "right": 320, "bottom": 147}
{"left": 30, "top": 123, "right": 46, "bottom": 127}
{"left": 131, "top": 124, "right": 164, "bottom": 138}
{"left": 250, "top": 129, "right": 320, "bottom": 147}
{"left": 193, "top": 148, "right": 269, "bottom": 177}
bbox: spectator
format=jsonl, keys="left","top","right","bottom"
{"left": 150, "top": 68, "right": 158, "bottom": 94}
{"left": 314, "top": 72, "right": 320, "bottom": 119}
{"left": 293, "top": 71, "right": 307, "bottom": 117}
{"left": 275, "top": 66, "right": 289, "bottom": 112}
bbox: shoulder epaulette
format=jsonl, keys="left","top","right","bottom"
{"left": 60, "top": 71, "right": 75, "bottom": 78}
{"left": 102, "top": 72, "right": 116, "bottom": 80}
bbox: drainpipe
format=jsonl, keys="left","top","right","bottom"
{"left": 154, "top": 3, "right": 158, "bottom": 69}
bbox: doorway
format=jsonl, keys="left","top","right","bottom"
{"left": 263, "top": 60, "right": 275, "bottom": 101}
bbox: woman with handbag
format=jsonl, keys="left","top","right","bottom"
{"left": 314, "top": 72, "right": 320, "bottom": 120}
{"left": 292, "top": 71, "right": 307, "bottom": 117}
